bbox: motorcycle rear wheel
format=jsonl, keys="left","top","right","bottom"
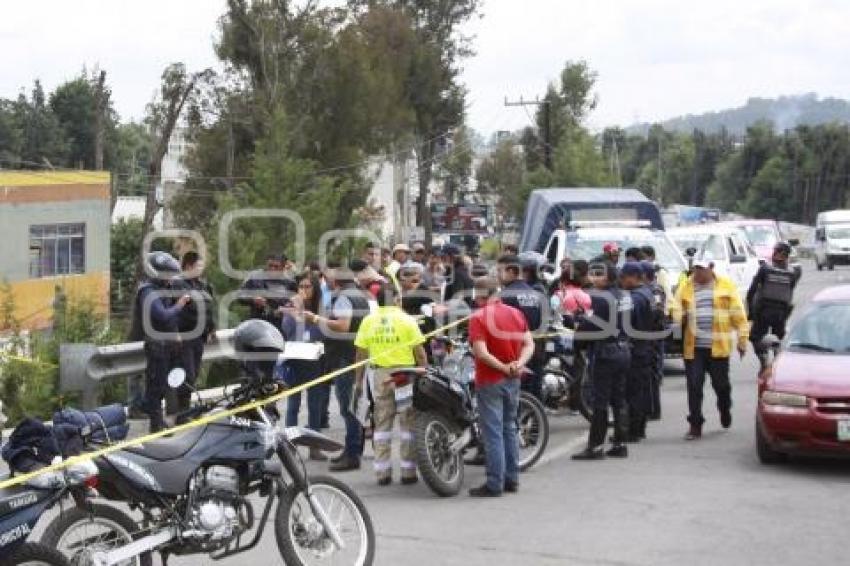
{"left": 41, "top": 502, "right": 152, "bottom": 566}
{"left": 275, "top": 475, "right": 375, "bottom": 566}
{"left": 414, "top": 411, "right": 465, "bottom": 497}
{"left": 6, "top": 542, "right": 70, "bottom": 566}
{"left": 518, "top": 392, "right": 549, "bottom": 471}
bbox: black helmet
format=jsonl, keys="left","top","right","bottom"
{"left": 233, "top": 319, "right": 285, "bottom": 354}
{"left": 145, "top": 252, "right": 181, "bottom": 281}
{"left": 774, "top": 241, "right": 792, "bottom": 255}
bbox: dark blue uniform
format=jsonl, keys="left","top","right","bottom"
{"left": 576, "top": 287, "right": 631, "bottom": 448}
{"left": 134, "top": 282, "right": 185, "bottom": 432}
{"left": 627, "top": 284, "right": 656, "bottom": 439}
{"left": 501, "top": 280, "right": 545, "bottom": 400}
{"left": 170, "top": 277, "right": 216, "bottom": 414}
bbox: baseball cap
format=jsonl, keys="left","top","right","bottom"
{"left": 392, "top": 243, "right": 411, "bottom": 254}
{"left": 620, "top": 261, "right": 643, "bottom": 277}
{"left": 443, "top": 243, "right": 461, "bottom": 256}
{"left": 692, "top": 258, "right": 713, "bottom": 269}
{"left": 603, "top": 242, "right": 620, "bottom": 254}
{"left": 640, "top": 260, "right": 657, "bottom": 277}
{"left": 412, "top": 242, "right": 426, "bottom": 253}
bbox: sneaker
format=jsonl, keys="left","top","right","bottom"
{"left": 720, "top": 410, "right": 732, "bottom": 429}
{"left": 571, "top": 447, "right": 606, "bottom": 461}
{"left": 377, "top": 476, "right": 392, "bottom": 486}
{"left": 503, "top": 480, "right": 519, "bottom": 493}
{"left": 329, "top": 456, "right": 361, "bottom": 472}
{"left": 606, "top": 444, "right": 628, "bottom": 458}
{"left": 468, "top": 484, "right": 502, "bottom": 497}
{"left": 401, "top": 476, "right": 419, "bottom": 486}
{"left": 684, "top": 425, "right": 702, "bottom": 440}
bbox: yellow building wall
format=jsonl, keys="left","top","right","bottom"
{"left": 3, "top": 272, "right": 110, "bottom": 331}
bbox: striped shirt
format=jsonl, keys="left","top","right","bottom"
{"left": 694, "top": 282, "right": 714, "bottom": 349}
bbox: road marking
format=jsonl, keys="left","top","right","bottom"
{"left": 536, "top": 432, "right": 587, "bottom": 467}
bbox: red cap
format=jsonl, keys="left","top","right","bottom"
{"left": 603, "top": 242, "right": 620, "bottom": 253}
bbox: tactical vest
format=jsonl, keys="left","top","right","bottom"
{"left": 757, "top": 264, "right": 795, "bottom": 306}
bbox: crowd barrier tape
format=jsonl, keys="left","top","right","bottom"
{"left": 0, "top": 315, "right": 471, "bottom": 491}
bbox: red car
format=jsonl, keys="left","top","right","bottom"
{"left": 756, "top": 284, "right": 850, "bottom": 463}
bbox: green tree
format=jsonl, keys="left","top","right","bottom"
{"left": 475, "top": 138, "right": 526, "bottom": 220}
{"left": 14, "top": 81, "right": 69, "bottom": 167}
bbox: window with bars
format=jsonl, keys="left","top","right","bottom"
{"left": 29, "top": 223, "right": 86, "bottom": 278}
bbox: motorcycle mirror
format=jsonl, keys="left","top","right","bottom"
{"left": 168, "top": 367, "right": 187, "bottom": 389}
{"left": 685, "top": 247, "right": 697, "bottom": 258}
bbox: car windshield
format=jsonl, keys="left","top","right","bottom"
{"left": 669, "top": 233, "right": 709, "bottom": 254}
{"left": 827, "top": 227, "right": 850, "bottom": 239}
{"left": 740, "top": 225, "right": 778, "bottom": 247}
{"left": 787, "top": 303, "right": 850, "bottom": 353}
{"left": 566, "top": 231, "right": 686, "bottom": 272}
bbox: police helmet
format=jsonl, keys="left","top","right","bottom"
{"left": 774, "top": 241, "right": 792, "bottom": 255}
{"left": 233, "top": 319, "right": 286, "bottom": 354}
{"left": 145, "top": 252, "right": 181, "bottom": 281}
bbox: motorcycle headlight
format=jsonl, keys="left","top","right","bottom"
{"left": 546, "top": 357, "right": 562, "bottom": 371}
{"left": 761, "top": 391, "right": 808, "bottom": 407}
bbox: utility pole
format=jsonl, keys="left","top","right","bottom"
{"left": 505, "top": 96, "right": 553, "bottom": 171}
{"left": 656, "top": 135, "right": 663, "bottom": 204}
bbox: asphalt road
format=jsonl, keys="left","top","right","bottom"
{"left": 30, "top": 259, "right": 850, "bottom": 565}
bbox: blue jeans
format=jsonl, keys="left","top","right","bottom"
{"left": 477, "top": 378, "right": 520, "bottom": 493}
{"left": 334, "top": 369, "right": 362, "bottom": 459}
{"left": 286, "top": 382, "right": 330, "bottom": 431}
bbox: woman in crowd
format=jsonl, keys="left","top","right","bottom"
{"left": 551, "top": 259, "right": 592, "bottom": 328}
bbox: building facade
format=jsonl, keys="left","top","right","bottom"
{"left": 0, "top": 171, "right": 111, "bottom": 330}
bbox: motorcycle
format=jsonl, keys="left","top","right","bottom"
{"left": 539, "top": 320, "right": 594, "bottom": 420}
{"left": 42, "top": 367, "right": 375, "bottom": 566}
{"left": 394, "top": 336, "right": 549, "bottom": 497}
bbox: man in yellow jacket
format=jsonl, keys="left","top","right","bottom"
{"left": 670, "top": 258, "right": 749, "bottom": 440}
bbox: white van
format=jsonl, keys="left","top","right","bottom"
{"left": 668, "top": 225, "right": 761, "bottom": 300}
{"left": 814, "top": 210, "right": 850, "bottom": 270}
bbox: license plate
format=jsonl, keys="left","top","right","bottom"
{"left": 837, "top": 420, "right": 850, "bottom": 441}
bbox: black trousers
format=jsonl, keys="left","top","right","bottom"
{"left": 588, "top": 343, "right": 631, "bottom": 448}
{"left": 750, "top": 304, "right": 789, "bottom": 366}
{"left": 143, "top": 341, "right": 180, "bottom": 432}
{"left": 167, "top": 337, "right": 204, "bottom": 415}
{"left": 685, "top": 348, "right": 731, "bottom": 427}
{"left": 627, "top": 360, "right": 654, "bottom": 437}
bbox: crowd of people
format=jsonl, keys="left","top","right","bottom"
{"left": 131, "top": 235, "right": 798, "bottom": 496}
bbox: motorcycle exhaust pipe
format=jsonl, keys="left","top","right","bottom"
{"left": 90, "top": 527, "right": 177, "bottom": 566}
{"left": 450, "top": 428, "right": 473, "bottom": 454}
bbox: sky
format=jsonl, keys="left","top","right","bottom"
{"left": 3, "top": 0, "right": 850, "bottom": 137}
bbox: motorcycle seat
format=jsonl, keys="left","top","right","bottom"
{"left": 123, "top": 426, "right": 207, "bottom": 461}
{"left": 0, "top": 484, "right": 49, "bottom": 519}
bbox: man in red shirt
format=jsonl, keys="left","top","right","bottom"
{"left": 468, "top": 277, "right": 535, "bottom": 497}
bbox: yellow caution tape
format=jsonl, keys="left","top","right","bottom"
{"left": 0, "top": 315, "right": 471, "bottom": 490}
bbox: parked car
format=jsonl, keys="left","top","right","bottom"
{"left": 756, "top": 285, "right": 850, "bottom": 463}
{"left": 721, "top": 219, "right": 802, "bottom": 279}
{"left": 813, "top": 209, "right": 850, "bottom": 270}
{"left": 668, "top": 225, "right": 761, "bottom": 302}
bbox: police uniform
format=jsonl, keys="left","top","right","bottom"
{"left": 354, "top": 305, "right": 425, "bottom": 482}
{"left": 626, "top": 280, "right": 657, "bottom": 440}
{"left": 171, "top": 276, "right": 215, "bottom": 414}
{"left": 747, "top": 262, "right": 797, "bottom": 367}
{"left": 501, "top": 279, "right": 545, "bottom": 400}
{"left": 131, "top": 279, "right": 185, "bottom": 432}
{"left": 575, "top": 285, "right": 631, "bottom": 453}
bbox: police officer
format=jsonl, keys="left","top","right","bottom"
{"left": 620, "top": 262, "right": 656, "bottom": 441}
{"left": 641, "top": 260, "right": 668, "bottom": 421}
{"left": 497, "top": 255, "right": 545, "bottom": 400}
{"left": 747, "top": 241, "right": 798, "bottom": 369}
{"left": 171, "top": 251, "right": 216, "bottom": 415}
{"left": 239, "top": 253, "right": 297, "bottom": 330}
{"left": 130, "top": 252, "right": 192, "bottom": 432}
{"left": 572, "top": 260, "right": 632, "bottom": 460}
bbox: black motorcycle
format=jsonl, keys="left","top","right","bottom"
{"left": 396, "top": 336, "right": 549, "bottom": 497}
{"left": 539, "top": 321, "right": 596, "bottom": 420}
{"left": 42, "top": 365, "right": 375, "bottom": 566}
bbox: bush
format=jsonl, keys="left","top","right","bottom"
{"left": 479, "top": 239, "right": 501, "bottom": 260}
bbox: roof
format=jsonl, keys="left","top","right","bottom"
{"left": 721, "top": 219, "right": 778, "bottom": 227}
{"left": 0, "top": 170, "right": 109, "bottom": 186}
{"left": 668, "top": 225, "right": 743, "bottom": 236}
{"left": 812, "top": 285, "right": 850, "bottom": 302}
{"left": 528, "top": 187, "right": 652, "bottom": 204}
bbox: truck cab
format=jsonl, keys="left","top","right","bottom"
{"left": 814, "top": 210, "right": 850, "bottom": 270}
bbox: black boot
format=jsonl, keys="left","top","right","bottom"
{"left": 606, "top": 443, "right": 628, "bottom": 458}
{"left": 572, "top": 446, "right": 606, "bottom": 460}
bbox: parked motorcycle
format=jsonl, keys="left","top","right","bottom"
{"left": 396, "top": 336, "right": 549, "bottom": 497}
{"left": 42, "top": 320, "right": 375, "bottom": 566}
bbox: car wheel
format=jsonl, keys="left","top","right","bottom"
{"left": 756, "top": 420, "right": 786, "bottom": 465}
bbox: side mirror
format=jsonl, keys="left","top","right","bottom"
{"left": 685, "top": 247, "right": 697, "bottom": 258}
{"left": 788, "top": 238, "right": 800, "bottom": 247}
{"left": 815, "top": 228, "right": 826, "bottom": 242}
{"left": 759, "top": 334, "right": 781, "bottom": 352}
{"left": 729, "top": 254, "right": 747, "bottom": 264}
{"left": 167, "top": 367, "right": 187, "bottom": 389}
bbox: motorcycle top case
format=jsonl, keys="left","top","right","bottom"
{"left": 414, "top": 370, "right": 471, "bottom": 423}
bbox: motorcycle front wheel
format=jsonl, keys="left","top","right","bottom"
{"left": 414, "top": 411, "right": 465, "bottom": 497}
{"left": 275, "top": 475, "right": 375, "bottom": 566}
{"left": 6, "top": 542, "right": 71, "bottom": 566}
{"left": 40, "top": 502, "right": 152, "bottom": 566}
{"left": 518, "top": 392, "right": 549, "bottom": 471}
